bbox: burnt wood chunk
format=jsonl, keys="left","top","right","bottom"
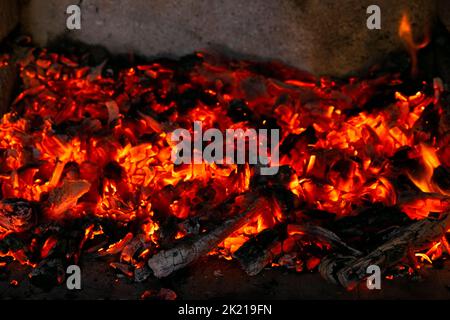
{"left": 0, "top": 199, "right": 36, "bottom": 233}
{"left": 233, "top": 225, "right": 286, "bottom": 276}
{"left": 47, "top": 180, "right": 91, "bottom": 217}
{"left": 320, "top": 213, "right": 450, "bottom": 290}
{"left": 147, "top": 195, "right": 268, "bottom": 278}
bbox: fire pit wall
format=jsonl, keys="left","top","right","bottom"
{"left": 0, "top": 0, "right": 18, "bottom": 115}
{"left": 19, "top": 0, "right": 446, "bottom": 77}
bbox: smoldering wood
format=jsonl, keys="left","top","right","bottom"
{"left": 320, "top": 213, "right": 450, "bottom": 289}
{"left": 0, "top": 198, "right": 36, "bottom": 233}
{"left": 289, "top": 224, "right": 363, "bottom": 256}
{"left": 0, "top": 232, "right": 25, "bottom": 253}
{"left": 134, "top": 264, "right": 153, "bottom": 282}
{"left": 147, "top": 195, "right": 267, "bottom": 278}
{"left": 47, "top": 179, "right": 91, "bottom": 217}
{"left": 233, "top": 225, "right": 286, "bottom": 276}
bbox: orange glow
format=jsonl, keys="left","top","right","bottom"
{"left": 0, "top": 46, "right": 448, "bottom": 280}
{"left": 398, "top": 13, "right": 430, "bottom": 77}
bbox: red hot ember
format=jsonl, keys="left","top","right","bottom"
{"left": 0, "top": 44, "right": 449, "bottom": 289}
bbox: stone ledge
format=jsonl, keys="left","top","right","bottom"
{"left": 21, "top": 0, "right": 437, "bottom": 77}
{"left": 0, "top": 0, "right": 19, "bottom": 42}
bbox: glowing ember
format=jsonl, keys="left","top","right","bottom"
{"left": 0, "top": 45, "right": 448, "bottom": 288}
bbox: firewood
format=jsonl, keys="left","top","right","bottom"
{"left": 0, "top": 198, "right": 36, "bottom": 233}
{"left": 0, "top": 61, "right": 17, "bottom": 116}
{"left": 233, "top": 223, "right": 362, "bottom": 276}
{"left": 47, "top": 179, "right": 91, "bottom": 218}
{"left": 147, "top": 195, "right": 267, "bottom": 278}
{"left": 288, "top": 224, "right": 363, "bottom": 256}
{"left": 320, "top": 212, "right": 450, "bottom": 290}
{"left": 134, "top": 264, "right": 153, "bottom": 282}
{"left": 233, "top": 225, "right": 286, "bottom": 276}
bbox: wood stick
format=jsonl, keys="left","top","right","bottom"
{"left": 148, "top": 195, "right": 267, "bottom": 278}
{"left": 233, "top": 223, "right": 362, "bottom": 276}
{"left": 288, "top": 224, "right": 363, "bottom": 256}
{"left": 320, "top": 213, "right": 450, "bottom": 289}
{"left": 233, "top": 225, "right": 286, "bottom": 276}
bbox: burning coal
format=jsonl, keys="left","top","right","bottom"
{"left": 170, "top": 121, "right": 280, "bottom": 175}
{"left": 0, "top": 43, "right": 449, "bottom": 290}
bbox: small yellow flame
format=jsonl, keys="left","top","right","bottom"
{"left": 398, "top": 14, "right": 430, "bottom": 77}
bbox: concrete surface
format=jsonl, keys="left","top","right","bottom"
{"left": 1, "top": 255, "right": 450, "bottom": 300}
{"left": 20, "top": 0, "right": 437, "bottom": 77}
{"left": 0, "top": 0, "right": 19, "bottom": 42}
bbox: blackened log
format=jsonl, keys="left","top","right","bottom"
{"left": 147, "top": 195, "right": 267, "bottom": 278}
{"left": 320, "top": 213, "right": 450, "bottom": 290}
{"left": 134, "top": 264, "right": 153, "bottom": 282}
{"left": 0, "top": 198, "right": 36, "bottom": 233}
{"left": 233, "top": 224, "right": 286, "bottom": 276}
{"left": 232, "top": 218, "right": 363, "bottom": 276}
{"left": 327, "top": 204, "right": 413, "bottom": 251}
{"left": 288, "top": 224, "right": 362, "bottom": 256}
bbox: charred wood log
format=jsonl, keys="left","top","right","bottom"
{"left": 147, "top": 195, "right": 267, "bottom": 278}
{"left": 320, "top": 212, "right": 450, "bottom": 290}
{"left": 46, "top": 179, "right": 91, "bottom": 217}
{"left": 326, "top": 204, "right": 413, "bottom": 251}
{"left": 0, "top": 198, "right": 36, "bottom": 233}
{"left": 288, "top": 224, "right": 362, "bottom": 256}
{"left": 233, "top": 224, "right": 287, "bottom": 276}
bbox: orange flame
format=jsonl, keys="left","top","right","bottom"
{"left": 398, "top": 13, "right": 430, "bottom": 77}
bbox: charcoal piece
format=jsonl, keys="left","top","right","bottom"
{"left": 147, "top": 194, "right": 267, "bottom": 278}
{"left": 433, "top": 165, "right": 450, "bottom": 192}
{"left": 413, "top": 104, "right": 440, "bottom": 139}
{"left": 47, "top": 179, "right": 91, "bottom": 217}
{"left": 280, "top": 126, "right": 317, "bottom": 155}
{"left": 0, "top": 233, "right": 26, "bottom": 253}
{"left": 103, "top": 161, "right": 125, "bottom": 181}
{"left": 29, "top": 258, "right": 65, "bottom": 291}
{"left": 321, "top": 213, "right": 450, "bottom": 290}
{"left": 227, "top": 99, "right": 255, "bottom": 123}
{"left": 0, "top": 199, "right": 36, "bottom": 233}
{"left": 327, "top": 204, "right": 412, "bottom": 252}
{"left": 251, "top": 165, "right": 296, "bottom": 187}
{"left": 134, "top": 265, "right": 153, "bottom": 282}
{"left": 174, "top": 87, "right": 212, "bottom": 112}
{"left": 233, "top": 224, "right": 287, "bottom": 276}
{"left": 177, "top": 217, "right": 200, "bottom": 237}
{"left": 288, "top": 224, "right": 362, "bottom": 257}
